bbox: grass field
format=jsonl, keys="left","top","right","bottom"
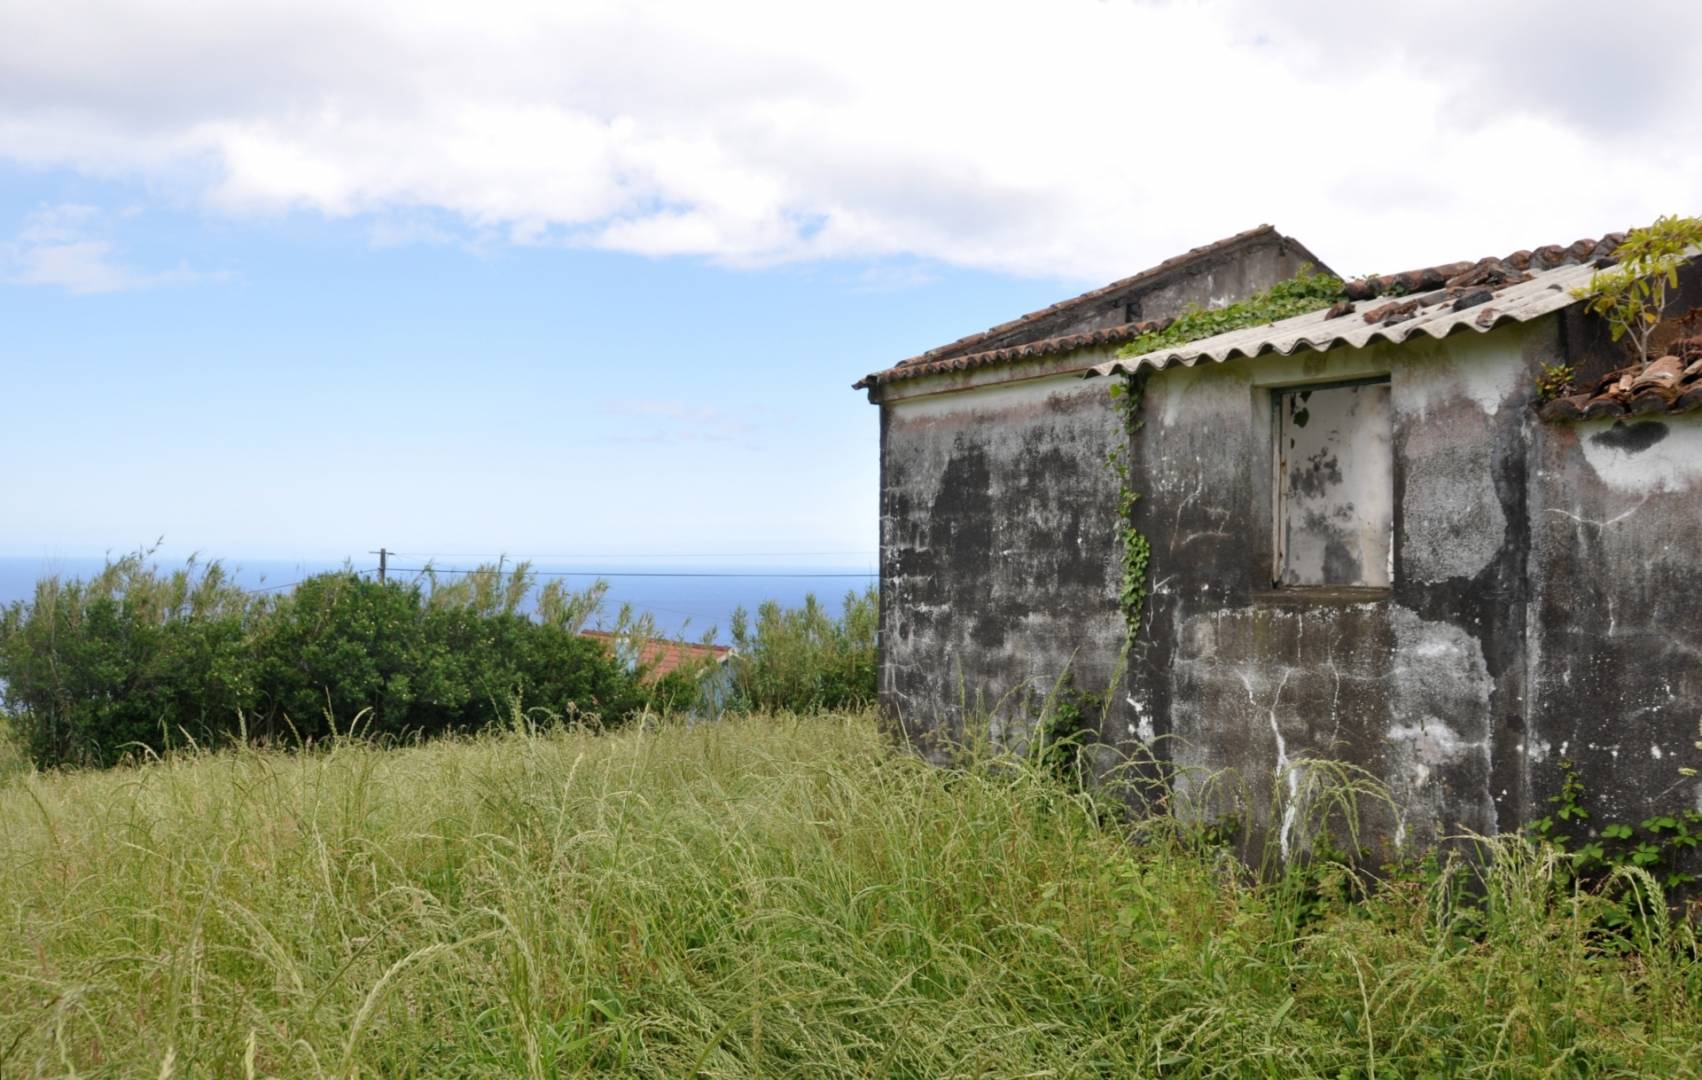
{"left": 2, "top": 713, "right": 1700, "bottom": 1077}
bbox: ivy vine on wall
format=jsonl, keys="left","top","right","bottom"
{"left": 1105, "top": 373, "right": 1150, "bottom": 644}
{"left": 1102, "top": 270, "right": 1345, "bottom": 645}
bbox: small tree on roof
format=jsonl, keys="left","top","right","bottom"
{"left": 1573, "top": 214, "right": 1702, "bottom": 365}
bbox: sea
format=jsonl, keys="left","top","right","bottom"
{"left": 0, "top": 555, "right": 878, "bottom": 646}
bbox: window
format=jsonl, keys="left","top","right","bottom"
{"left": 1273, "top": 379, "right": 1392, "bottom": 588}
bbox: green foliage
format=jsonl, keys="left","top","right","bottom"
{"left": 1535, "top": 361, "right": 1576, "bottom": 402}
{"left": 1100, "top": 273, "right": 1342, "bottom": 642}
{"left": 1531, "top": 757, "right": 1701, "bottom": 890}
{"left": 1113, "top": 269, "right": 1345, "bottom": 361}
{"left": 0, "top": 555, "right": 643, "bottom": 767}
{"left": 0, "top": 715, "right": 28, "bottom": 786}
{"left": 728, "top": 587, "right": 876, "bottom": 713}
{"left": 1033, "top": 674, "right": 1104, "bottom": 789}
{"left": 0, "top": 552, "right": 261, "bottom": 767}
{"left": 1573, "top": 214, "right": 1702, "bottom": 364}
{"left": 4, "top": 715, "right": 1702, "bottom": 1076}
{"left": 0, "top": 553, "right": 883, "bottom": 768}
{"left": 1105, "top": 374, "right": 1151, "bottom": 641}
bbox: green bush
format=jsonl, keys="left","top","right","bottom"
{"left": 0, "top": 557, "right": 881, "bottom": 768}
{"left": 728, "top": 586, "right": 877, "bottom": 713}
{"left": 0, "top": 555, "right": 259, "bottom": 766}
{"left": 0, "top": 558, "right": 641, "bottom": 768}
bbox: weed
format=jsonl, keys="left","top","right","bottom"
{"left": 3, "top": 716, "right": 1700, "bottom": 1076}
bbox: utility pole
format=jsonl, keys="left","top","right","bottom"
{"left": 370, "top": 547, "right": 389, "bottom": 583}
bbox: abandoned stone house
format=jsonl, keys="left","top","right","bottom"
{"left": 854, "top": 224, "right": 1702, "bottom": 852}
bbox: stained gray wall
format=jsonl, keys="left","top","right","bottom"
{"left": 879, "top": 312, "right": 1702, "bottom": 857}
{"left": 873, "top": 237, "right": 1319, "bottom": 756}
{"left": 879, "top": 369, "right": 1127, "bottom": 756}
{"left": 1129, "top": 330, "right": 1545, "bottom": 852}
{"left": 876, "top": 267, "right": 1702, "bottom": 857}
{"left": 1529, "top": 418, "right": 1702, "bottom": 832}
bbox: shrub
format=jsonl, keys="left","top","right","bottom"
{"left": 728, "top": 586, "right": 877, "bottom": 712}
{"left": 0, "top": 558, "right": 641, "bottom": 768}
{"left": 0, "top": 556, "right": 881, "bottom": 768}
{"left": 0, "top": 553, "right": 259, "bottom": 766}
{"left": 1573, "top": 214, "right": 1702, "bottom": 364}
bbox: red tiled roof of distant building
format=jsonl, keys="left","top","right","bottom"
{"left": 580, "top": 631, "right": 732, "bottom": 682}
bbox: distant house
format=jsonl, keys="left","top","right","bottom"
{"left": 856, "top": 225, "right": 1702, "bottom": 855}
{"left": 581, "top": 630, "right": 736, "bottom": 715}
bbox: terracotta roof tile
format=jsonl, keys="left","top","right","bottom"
{"left": 1540, "top": 337, "right": 1702, "bottom": 421}
{"left": 854, "top": 225, "right": 1301, "bottom": 389}
{"left": 857, "top": 319, "right": 1174, "bottom": 388}
{"left": 1339, "top": 235, "right": 1625, "bottom": 302}
{"left": 580, "top": 631, "right": 731, "bottom": 683}
{"left": 856, "top": 229, "right": 1630, "bottom": 393}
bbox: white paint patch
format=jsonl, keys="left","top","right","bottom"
{"left": 1239, "top": 667, "right": 1301, "bottom": 861}
{"left": 1394, "top": 335, "right": 1526, "bottom": 421}
{"left": 1386, "top": 607, "right": 1497, "bottom": 835}
{"left": 1125, "top": 694, "right": 1155, "bottom": 743}
{"left": 1151, "top": 363, "right": 1244, "bottom": 430}
{"left": 1652, "top": 744, "right": 1664, "bottom": 760}
{"left": 1578, "top": 419, "right": 1702, "bottom": 495}
{"left": 1386, "top": 719, "right": 1473, "bottom": 761}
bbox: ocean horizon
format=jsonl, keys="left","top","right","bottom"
{"left": 0, "top": 554, "right": 878, "bottom": 645}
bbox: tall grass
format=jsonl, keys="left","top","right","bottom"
{"left": 2, "top": 713, "right": 1699, "bottom": 1077}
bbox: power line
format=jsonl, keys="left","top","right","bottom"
{"left": 244, "top": 579, "right": 309, "bottom": 594}
{"left": 241, "top": 567, "right": 381, "bottom": 596}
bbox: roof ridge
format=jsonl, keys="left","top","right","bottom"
{"left": 896, "top": 224, "right": 1281, "bottom": 368}
{"left": 856, "top": 224, "right": 1323, "bottom": 390}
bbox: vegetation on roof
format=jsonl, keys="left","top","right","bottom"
{"left": 1114, "top": 269, "right": 1345, "bottom": 360}
{"left": 1571, "top": 214, "right": 1702, "bottom": 365}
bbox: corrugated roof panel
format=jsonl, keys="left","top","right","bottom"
{"left": 1084, "top": 261, "right": 1601, "bottom": 378}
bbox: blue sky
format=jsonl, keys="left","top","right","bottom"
{"left": 2, "top": 0, "right": 1699, "bottom": 564}
{"left": 0, "top": 167, "right": 1071, "bottom": 561}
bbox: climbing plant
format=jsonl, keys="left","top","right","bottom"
{"left": 1113, "top": 270, "right": 1345, "bottom": 361}
{"left": 1105, "top": 373, "right": 1150, "bottom": 643}
{"left": 1530, "top": 757, "right": 1702, "bottom": 890}
{"left": 1101, "top": 270, "right": 1347, "bottom": 643}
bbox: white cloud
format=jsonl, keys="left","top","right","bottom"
{"left": 1, "top": 0, "right": 1698, "bottom": 281}
{"left": 2, "top": 203, "right": 220, "bottom": 293}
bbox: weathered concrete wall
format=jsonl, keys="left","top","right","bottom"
{"left": 877, "top": 268, "right": 1702, "bottom": 856}
{"left": 875, "top": 237, "right": 1325, "bottom": 755}
{"left": 879, "top": 364, "right": 1128, "bottom": 755}
{"left": 1112, "top": 238, "right": 1324, "bottom": 334}
{"left": 1125, "top": 327, "right": 1553, "bottom": 853}
{"left": 1528, "top": 417, "right": 1702, "bottom": 835}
